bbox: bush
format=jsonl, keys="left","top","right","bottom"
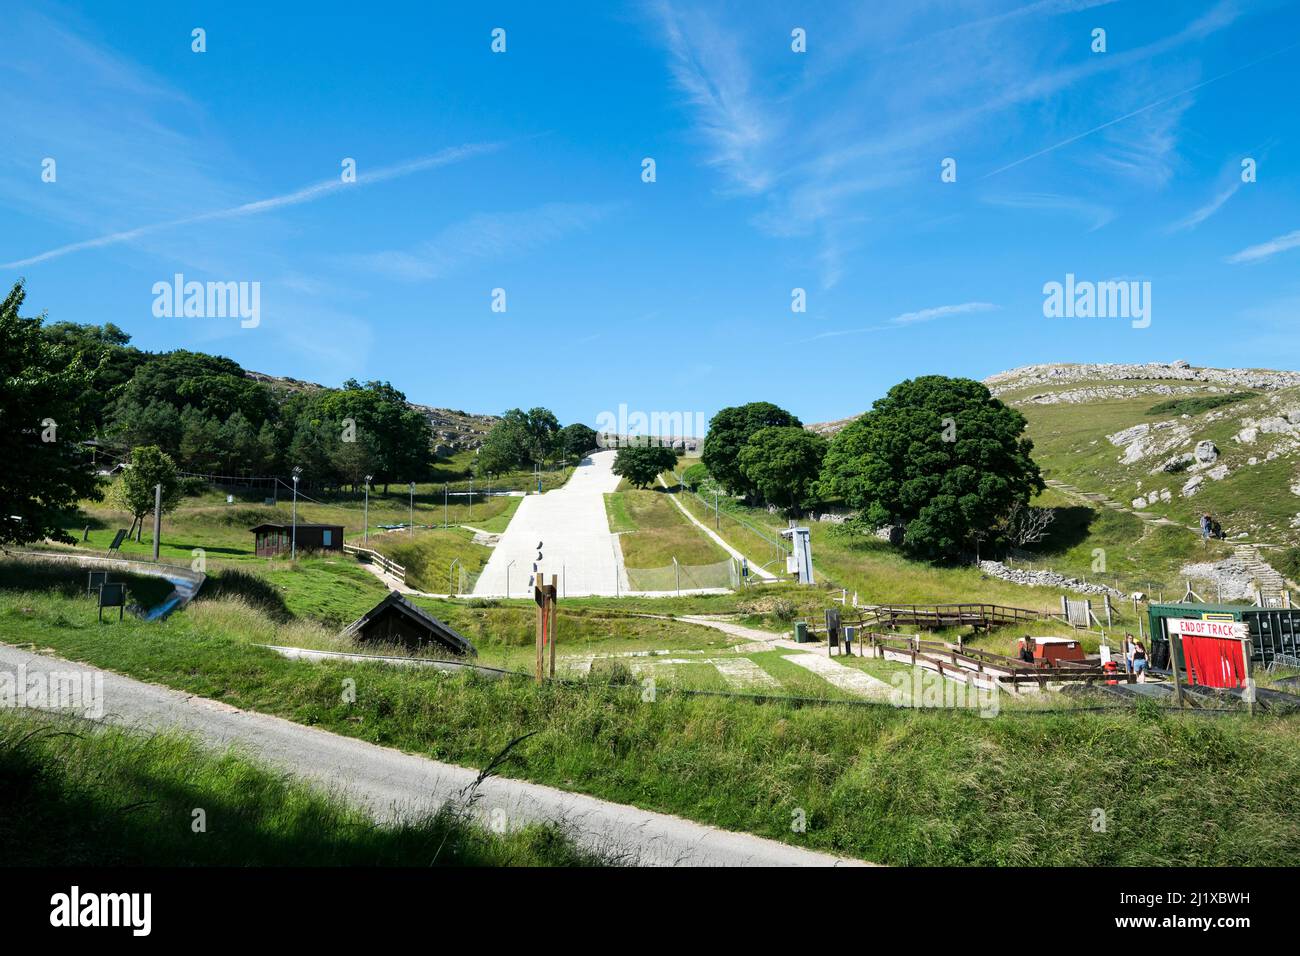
{"left": 1147, "top": 392, "right": 1256, "bottom": 417}
{"left": 179, "top": 476, "right": 209, "bottom": 496}
{"left": 681, "top": 462, "right": 709, "bottom": 491}
{"left": 1277, "top": 548, "right": 1300, "bottom": 585}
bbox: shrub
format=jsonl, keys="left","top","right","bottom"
{"left": 681, "top": 462, "right": 709, "bottom": 491}
{"left": 1147, "top": 392, "right": 1256, "bottom": 417}
{"left": 1277, "top": 547, "right": 1300, "bottom": 585}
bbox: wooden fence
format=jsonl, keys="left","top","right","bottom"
{"left": 343, "top": 544, "right": 406, "bottom": 585}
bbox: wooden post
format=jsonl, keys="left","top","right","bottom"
{"left": 1242, "top": 637, "right": 1255, "bottom": 717}
{"left": 535, "top": 574, "right": 546, "bottom": 684}
{"left": 1169, "top": 627, "right": 1185, "bottom": 709}
{"left": 549, "top": 574, "right": 558, "bottom": 679}
{"left": 535, "top": 574, "right": 558, "bottom": 683}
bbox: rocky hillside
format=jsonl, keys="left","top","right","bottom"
{"left": 246, "top": 370, "right": 499, "bottom": 453}
{"left": 991, "top": 362, "right": 1300, "bottom": 546}
{"left": 808, "top": 360, "right": 1300, "bottom": 549}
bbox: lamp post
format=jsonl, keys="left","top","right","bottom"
{"left": 291, "top": 466, "right": 302, "bottom": 560}
{"left": 363, "top": 475, "right": 373, "bottom": 546}
{"left": 506, "top": 559, "right": 515, "bottom": 599}
{"left": 443, "top": 482, "right": 448, "bottom": 529}
{"left": 409, "top": 481, "right": 416, "bottom": 535}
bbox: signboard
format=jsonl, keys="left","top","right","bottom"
{"left": 1201, "top": 612, "right": 1236, "bottom": 622}
{"left": 98, "top": 582, "right": 127, "bottom": 622}
{"left": 1168, "top": 618, "right": 1248, "bottom": 640}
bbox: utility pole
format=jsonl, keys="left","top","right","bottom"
{"left": 443, "top": 482, "right": 448, "bottom": 529}
{"left": 363, "top": 475, "right": 372, "bottom": 546}
{"left": 291, "top": 466, "right": 301, "bottom": 560}
{"left": 151, "top": 483, "right": 162, "bottom": 562}
{"left": 409, "top": 481, "right": 416, "bottom": 535}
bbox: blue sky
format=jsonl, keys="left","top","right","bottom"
{"left": 3, "top": 0, "right": 1299, "bottom": 427}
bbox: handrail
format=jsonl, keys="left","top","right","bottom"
{"left": 343, "top": 543, "right": 406, "bottom": 583}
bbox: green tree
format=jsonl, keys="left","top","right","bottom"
{"left": 288, "top": 418, "right": 339, "bottom": 488}
{"left": 111, "top": 445, "right": 183, "bottom": 542}
{"left": 701, "top": 402, "right": 802, "bottom": 499}
{"left": 736, "top": 426, "right": 827, "bottom": 513}
{"left": 819, "top": 376, "right": 1043, "bottom": 561}
{"left": 612, "top": 444, "right": 679, "bottom": 489}
{"left": 0, "top": 282, "right": 103, "bottom": 545}
{"left": 41, "top": 321, "right": 145, "bottom": 430}
{"left": 332, "top": 430, "right": 378, "bottom": 493}
{"left": 475, "top": 417, "right": 532, "bottom": 475}
{"left": 556, "top": 423, "right": 598, "bottom": 463}
{"left": 179, "top": 407, "right": 223, "bottom": 474}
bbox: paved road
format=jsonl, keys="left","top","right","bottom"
{"left": 473, "top": 450, "right": 627, "bottom": 597}
{"left": 1, "top": 644, "right": 866, "bottom": 866}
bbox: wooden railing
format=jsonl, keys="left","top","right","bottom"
{"left": 863, "top": 632, "right": 1131, "bottom": 691}
{"left": 343, "top": 544, "right": 406, "bottom": 584}
{"left": 857, "top": 603, "right": 1046, "bottom": 631}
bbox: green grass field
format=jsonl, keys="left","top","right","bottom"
{"left": 53, "top": 483, "right": 524, "bottom": 567}
{"left": 4, "top": 576, "right": 1298, "bottom": 865}
{"left": 604, "top": 488, "right": 727, "bottom": 568}
{"left": 364, "top": 526, "right": 493, "bottom": 593}
{"left": 0, "top": 708, "right": 605, "bottom": 866}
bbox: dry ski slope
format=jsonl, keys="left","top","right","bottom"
{"left": 473, "top": 449, "right": 626, "bottom": 597}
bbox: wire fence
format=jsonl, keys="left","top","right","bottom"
{"left": 626, "top": 557, "right": 739, "bottom": 592}
{"left": 456, "top": 565, "right": 482, "bottom": 595}
{"left": 669, "top": 471, "right": 791, "bottom": 571}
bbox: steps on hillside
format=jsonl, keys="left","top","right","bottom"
{"left": 1233, "top": 544, "right": 1289, "bottom": 605}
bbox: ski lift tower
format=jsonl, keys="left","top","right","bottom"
{"left": 780, "top": 523, "right": 815, "bottom": 585}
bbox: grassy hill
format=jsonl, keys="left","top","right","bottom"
{"left": 809, "top": 361, "right": 1300, "bottom": 595}
{"left": 991, "top": 362, "right": 1300, "bottom": 547}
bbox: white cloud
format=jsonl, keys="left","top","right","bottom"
{"left": 2, "top": 145, "right": 499, "bottom": 269}
{"left": 351, "top": 202, "right": 617, "bottom": 281}
{"left": 1226, "top": 229, "right": 1300, "bottom": 264}
{"left": 1167, "top": 181, "right": 1240, "bottom": 233}
{"left": 652, "top": 1, "right": 775, "bottom": 194}
{"left": 799, "top": 302, "right": 999, "bottom": 342}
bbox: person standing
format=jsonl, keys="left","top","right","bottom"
{"left": 1132, "top": 640, "right": 1149, "bottom": 679}
{"left": 1200, "top": 513, "right": 1211, "bottom": 542}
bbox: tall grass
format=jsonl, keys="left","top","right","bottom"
{"left": 0, "top": 709, "right": 609, "bottom": 866}
{"left": 7, "top": 589, "right": 1300, "bottom": 865}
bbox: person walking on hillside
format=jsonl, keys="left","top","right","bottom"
{"left": 1200, "top": 513, "right": 1212, "bottom": 542}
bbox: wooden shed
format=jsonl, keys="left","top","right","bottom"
{"left": 341, "top": 590, "right": 477, "bottom": 656}
{"left": 250, "top": 523, "right": 344, "bottom": 557}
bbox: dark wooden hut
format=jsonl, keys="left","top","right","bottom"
{"left": 341, "top": 590, "right": 477, "bottom": 656}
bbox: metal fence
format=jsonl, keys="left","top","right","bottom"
{"left": 626, "top": 557, "right": 739, "bottom": 593}
{"left": 669, "top": 472, "right": 791, "bottom": 572}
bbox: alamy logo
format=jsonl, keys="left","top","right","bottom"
{"left": 1, "top": 663, "right": 103, "bottom": 718}
{"left": 152, "top": 273, "right": 260, "bottom": 328}
{"left": 50, "top": 886, "right": 151, "bottom": 936}
{"left": 594, "top": 404, "right": 706, "bottom": 449}
{"left": 1042, "top": 273, "right": 1150, "bottom": 329}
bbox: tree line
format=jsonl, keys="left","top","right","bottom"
{"left": 694, "top": 377, "right": 1045, "bottom": 562}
